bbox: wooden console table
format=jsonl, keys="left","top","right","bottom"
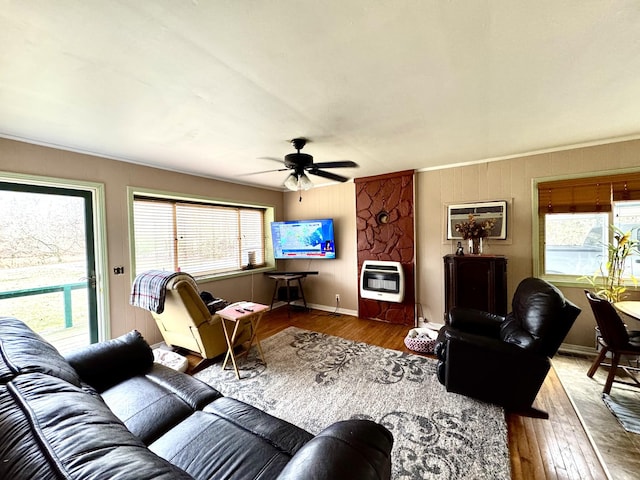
{"left": 217, "top": 302, "right": 269, "bottom": 379}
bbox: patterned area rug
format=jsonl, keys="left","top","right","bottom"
{"left": 603, "top": 393, "right": 640, "bottom": 434}
{"left": 194, "top": 327, "right": 510, "bottom": 480}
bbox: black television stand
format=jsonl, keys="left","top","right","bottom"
{"left": 265, "top": 271, "right": 318, "bottom": 314}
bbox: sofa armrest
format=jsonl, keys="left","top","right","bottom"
{"left": 65, "top": 330, "right": 154, "bottom": 392}
{"left": 448, "top": 307, "right": 505, "bottom": 337}
{"left": 276, "top": 420, "right": 393, "bottom": 480}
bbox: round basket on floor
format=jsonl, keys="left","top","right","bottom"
{"left": 404, "top": 327, "right": 439, "bottom": 354}
{"left": 153, "top": 348, "right": 189, "bottom": 373}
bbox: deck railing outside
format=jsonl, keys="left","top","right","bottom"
{"left": 0, "top": 282, "right": 87, "bottom": 328}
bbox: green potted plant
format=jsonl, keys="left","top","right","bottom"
{"left": 584, "top": 225, "right": 640, "bottom": 302}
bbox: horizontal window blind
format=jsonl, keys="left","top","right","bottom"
{"left": 133, "top": 200, "right": 176, "bottom": 273}
{"left": 240, "top": 209, "right": 264, "bottom": 266}
{"left": 132, "top": 196, "right": 265, "bottom": 277}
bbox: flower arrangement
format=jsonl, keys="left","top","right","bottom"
{"left": 583, "top": 225, "right": 639, "bottom": 303}
{"left": 454, "top": 214, "right": 496, "bottom": 240}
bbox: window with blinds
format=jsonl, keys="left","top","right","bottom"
{"left": 132, "top": 196, "right": 265, "bottom": 277}
{"left": 536, "top": 172, "right": 640, "bottom": 278}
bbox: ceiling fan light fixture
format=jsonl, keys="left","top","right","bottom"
{"left": 257, "top": 136, "right": 358, "bottom": 190}
{"left": 284, "top": 173, "right": 299, "bottom": 191}
{"left": 299, "top": 172, "right": 313, "bottom": 190}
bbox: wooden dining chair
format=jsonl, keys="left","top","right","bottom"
{"left": 585, "top": 290, "right": 640, "bottom": 394}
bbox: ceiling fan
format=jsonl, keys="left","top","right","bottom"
{"left": 260, "top": 138, "right": 359, "bottom": 191}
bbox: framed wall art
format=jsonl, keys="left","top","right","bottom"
{"left": 446, "top": 200, "right": 508, "bottom": 240}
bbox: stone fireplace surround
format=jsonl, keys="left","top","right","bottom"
{"left": 355, "top": 170, "right": 415, "bottom": 325}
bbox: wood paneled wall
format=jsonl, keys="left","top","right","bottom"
{"left": 416, "top": 138, "right": 640, "bottom": 346}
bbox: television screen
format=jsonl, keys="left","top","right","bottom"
{"left": 271, "top": 218, "right": 336, "bottom": 259}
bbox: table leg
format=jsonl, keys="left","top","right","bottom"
{"left": 297, "top": 277, "right": 307, "bottom": 310}
{"left": 249, "top": 312, "right": 266, "bottom": 364}
{"left": 269, "top": 279, "right": 280, "bottom": 310}
{"left": 286, "top": 280, "right": 292, "bottom": 317}
{"left": 221, "top": 318, "right": 242, "bottom": 379}
{"left": 234, "top": 313, "right": 266, "bottom": 365}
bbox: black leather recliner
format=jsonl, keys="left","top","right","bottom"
{"left": 434, "top": 277, "right": 580, "bottom": 415}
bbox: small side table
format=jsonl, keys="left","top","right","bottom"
{"left": 268, "top": 274, "right": 308, "bottom": 312}
{"left": 217, "top": 302, "right": 269, "bottom": 379}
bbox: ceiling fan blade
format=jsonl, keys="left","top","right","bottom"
{"left": 238, "top": 167, "right": 289, "bottom": 176}
{"left": 257, "top": 156, "right": 287, "bottom": 164}
{"left": 307, "top": 168, "right": 350, "bottom": 182}
{"left": 312, "top": 161, "right": 359, "bottom": 169}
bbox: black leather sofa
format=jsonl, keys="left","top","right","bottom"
{"left": 434, "top": 277, "right": 580, "bottom": 415}
{"left": 0, "top": 316, "right": 393, "bottom": 479}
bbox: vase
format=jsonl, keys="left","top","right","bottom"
{"left": 468, "top": 237, "right": 483, "bottom": 255}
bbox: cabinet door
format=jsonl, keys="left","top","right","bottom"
{"left": 455, "top": 258, "right": 494, "bottom": 312}
{"left": 444, "top": 255, "right": 507, "bottom": 320}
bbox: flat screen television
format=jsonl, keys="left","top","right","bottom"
{"left": 271, "top": 218, "right": 336, "bottom": 260}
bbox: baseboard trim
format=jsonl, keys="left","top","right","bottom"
{"left": 272, "top": 300, "right": 357, "bottom": 317}
{"left": 558, "top": 343, "right": 598, "bottom": 357}
{"left": 306, "top": 302, "right": 358, "bottom": 317}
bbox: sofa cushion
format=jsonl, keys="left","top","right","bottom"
{"left": 150, "top": 398, "right": 314, "bottom": 479}
{"left": 1, "top": 372, "right": 193, "bottom": 480}
{"left": 0, "top": 316, "right": 81, "bottom": 386}
{"left": 145, "top": 362, "right": 223, "bottom": 410}
{"left": 101, "top": 363, "right": 223, "bottom": 444}
{"left": 102, "top": 375, "right": 195, "bottom": 445}
{"left": 204, "top": 397, "right": 313, "bottom": 455}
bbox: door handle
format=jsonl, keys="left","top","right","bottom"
{"left": 80, "top": 273, "right": 97, "bottom": 289}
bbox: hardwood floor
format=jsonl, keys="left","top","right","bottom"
{"left": 190, "top": 307, "right": 609, "bottom": 480}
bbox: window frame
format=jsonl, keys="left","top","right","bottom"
{"left": 533, "top": 170, "right": 640, "bottom": 288}
{"left": 127, "top": 187, "right": 275, "bottom": 282}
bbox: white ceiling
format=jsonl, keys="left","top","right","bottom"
{"left": 2, "top": 1, "right": 640, "bottom": 190}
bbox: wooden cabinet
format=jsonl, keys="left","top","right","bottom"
{"left": 444, "top": 255, "right": 508, "bottom": 320}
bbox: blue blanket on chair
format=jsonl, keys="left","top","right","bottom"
{"left": 130, "top": 270, "right": 180, "bottom": 313}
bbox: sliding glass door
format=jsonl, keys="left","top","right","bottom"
{"left": 0, "top": 182, "right": 98, "bottom": 353}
